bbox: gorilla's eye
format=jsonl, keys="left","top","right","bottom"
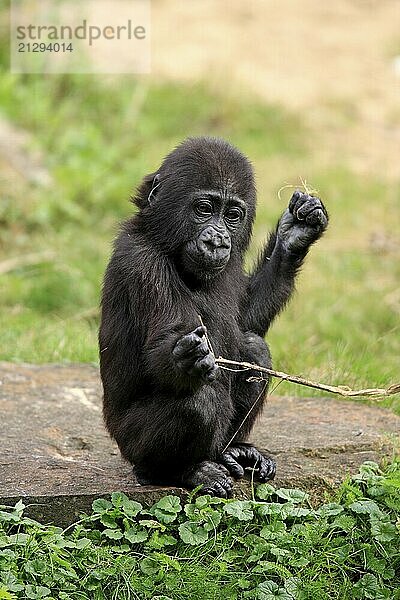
{"left": 225, "top": 207, "right": 243, "bottom": 224}
{"left": 194, "top": 200, "right": 213, "bottom": 217}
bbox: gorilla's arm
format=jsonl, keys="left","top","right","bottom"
{"left": 101, "top": 235, "right": 217, "bottom": 399}
{"left": 243, "top": 232, "right": 300, "bottom": 337}
{"left": 243, "top": 191, "right": 328, "bottom": 337}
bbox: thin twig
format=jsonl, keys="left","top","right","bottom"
{"left": 299, "top": 176, "right": 319, "bottom": 196}
{"left": 277, "top": 177, "right": 319, "bottom": 201}
{"left": 198, "top": 316, "right": 399, "bottom": 452}
{"left": 222, "top": 380, "right": 268, "bottom": 453}
{"left": 216, "top": 357, "right": 400, "bottom": 398}
{"left": 198, "top": 314, "right": 215, "bottom": 357}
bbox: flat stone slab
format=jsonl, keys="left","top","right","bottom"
{"left": 0, "top": 362, "right": 399, "bottom": 524}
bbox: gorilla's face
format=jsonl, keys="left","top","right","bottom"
{"left": 135, "top": 137, "right": 256, "bottom": 282}
{"left": 181, "top": 191, "right": 246, "bottom": 279}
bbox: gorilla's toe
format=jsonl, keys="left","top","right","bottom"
{"left": 183, "top": 461, "right": 233, "bottom": 498}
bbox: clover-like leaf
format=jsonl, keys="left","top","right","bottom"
{"left": 121, "top": 499, "right": 143, "bottom": 517}
{"left": 124, "top": 525, "right": 148, "bottom": 544}
{"left": 148, "top": 532, "right": 177, "bottom": 549}
{"left": 111, "top": 492, "right": 128, "bottom": 507}
{"left": 349, "top": 500, "right": 382, "bottom": 518}
{"left": 24, "top": 559, "right": 47, "bottom": 576}
{"left": 151, "top": 495, "right": 182, "bottom": 524}
{"left": 316, "top": 503, "right": 344, "bottom": 517}
{"left": 284, "top": 505, "right": 311, "bottom": 518}
{"left": 256, "top": 483, "right": 275, "bottom": 500}
{"left": 251, "top": 580, "right": 293, "bottom": 599}
{"left": 92, "top": 498, "right": 113, "bottom": 514}
{"left": 275, "top": 488, "right": 308, "bottom": 503}
{"left": 224, "top": 501, "right": 254, "bottom": 521}
{"left": 154, "top": 495, "right": 182, "bottom": 514}
{"left": 203, "top": 509, "right": 222, "bottom": 531}
{"left": 353, "top": 574, "right": 380, "bottom": 599}
{"left": 140, "top": 556, "right": 160, "bottom": 576}
{"left": 178, "top": 522, "right": 209, "bottom": 545}
{"left": 75, "top": 537, "right": 91, "bottom": 549}
{"left": 102, "top": 529, "right": 123, "bottom": 540}
{"left": 331, "top": 515, "right": 356, "bottom": 532}
{"left": 260, "top": 521, "right": 286, "bottom": 540}
{"left": 370, "top": 519, "right": 397, "bottom": 542}
{"left": 110, "top": 492, "right": 142, "bottom": 516}
{"left": 139, "top": 519, "right": 166, "bottom": 531}
{"left": 257, "top": 503, "right": 287, "bottom": 517}
{"left": 25, "top": 584, "right": 51, "bottom": 599}
{"left": 7, "top": 534, "right": 29, "bottom": 546}
{"left": 100, "top": 513, "right": 117, "bottom": 528}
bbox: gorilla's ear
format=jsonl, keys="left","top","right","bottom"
{"left": 131, "top": 172, "right": 160, "bottom": 209}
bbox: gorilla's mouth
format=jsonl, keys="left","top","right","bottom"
{"left": 181, "top": 241, "right": 231, "bottom": 278}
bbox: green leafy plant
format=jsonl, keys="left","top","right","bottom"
{"left": 0, "top": 460, "right": 399, "bottom": 599}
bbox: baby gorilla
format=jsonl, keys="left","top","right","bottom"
{"left": 99, "top": 136, "right": 328, "bottom": 497}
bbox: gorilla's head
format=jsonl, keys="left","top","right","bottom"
{"left": 134, "top": 137, "right": 256, "bottom": 281}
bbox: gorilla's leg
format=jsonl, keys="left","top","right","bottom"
{"left": 220, "top": 332, "right": 276, "bottom": 482}
{"left": 130, "top": 381, "right": 234, "bottom": 497}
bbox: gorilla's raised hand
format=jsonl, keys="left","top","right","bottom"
{"left": 173, "top": 326, "right": 218, "bottom": 383}
{"left": 277, "top": 190, "right": 328, "bottom": 254}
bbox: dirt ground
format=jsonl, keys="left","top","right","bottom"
{"left": 151, "top": 0, "right": 400, "bottom": 177}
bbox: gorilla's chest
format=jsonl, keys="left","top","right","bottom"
{"left": 192, "top": 295, "right": 242, "bottom": 360}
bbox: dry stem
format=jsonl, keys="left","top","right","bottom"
{"left": 216, "top": 357, "right": 400, "bottom": 398}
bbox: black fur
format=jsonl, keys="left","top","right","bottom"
{"left": 99, "top": 136, "right": 328, "bottom": 497}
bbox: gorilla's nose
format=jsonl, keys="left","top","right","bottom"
{"left": 199, "top": 227, "right": 231, "bottom": 251}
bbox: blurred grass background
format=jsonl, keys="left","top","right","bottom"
{"left": 0, "top": 2, "right": 399, "bottom": 412}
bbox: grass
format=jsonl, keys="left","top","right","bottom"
{"left": 0, "top": 69, "right": 399, "bottom": 412}
{"left": 0, "top": 460, "right": 399, "bottom": 599}
{"left": 0, "top": 4, "right": 399, "bottom": 411}
{"left": 0, "top": 17, "right": 399, "bottom": 600}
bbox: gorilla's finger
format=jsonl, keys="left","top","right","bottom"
{"left": 258, "top": 457, "right": 276, "bottom": 481}
{"left": 206, "top": 369, "right": 218, "bottom": 382}
{"left": 217, "top": 463, "right": 231, "bottom": 476}
{"left": 290, "top": 191, "right": 311, "bottom": 216}
{"left": 173, "top": 333, "right": 203, "bottom": 357}
{"left": 193, "top": 326, "right": 206, "bottom": 337}
{"left": 288, "top": 189, "right": 303, "bottom": 213}
{"left": 221, "top": 454, "right": 245, "bottom": 479}
{"left": 218, "top": 476, "right": 233, "bottom": 495}
{"left": 197, "top": 354, "right": 216, "bottom": 374}
{"left": 188, "top": 341, "right": 209, "bottom": 358}
{"left": 212, "top": 482, "right": 227, "bottom": 498}
{"left": 305, "top": 207, "right": 327, "bottom": 227}
{"left": 296, "top": 198, "right": 321, "bottom": 221}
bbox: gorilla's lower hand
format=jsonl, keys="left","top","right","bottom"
{"left": 173, "top": 326, "right": 218, "bottom": 382}
{"left": 221, "top": 443, "right": 276, "bottom": 482}
{"left": 277, "top": 190, "right": 328, "bottom": 254}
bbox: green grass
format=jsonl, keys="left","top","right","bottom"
{"left": 0, "top": 19, "right": 399, "bottom": 600}
{"left": 0, "top": 68, "right": 399, "bottom": 412}
{"left": 0, "top": 460, "right": 399, "bottom": 600}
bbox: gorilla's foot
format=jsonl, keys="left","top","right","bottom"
{"left": 182, "top": 461, "right": 233, "bottom": 498}
{"left": 221, "top": 443, "right": 276, "bottom": 482}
